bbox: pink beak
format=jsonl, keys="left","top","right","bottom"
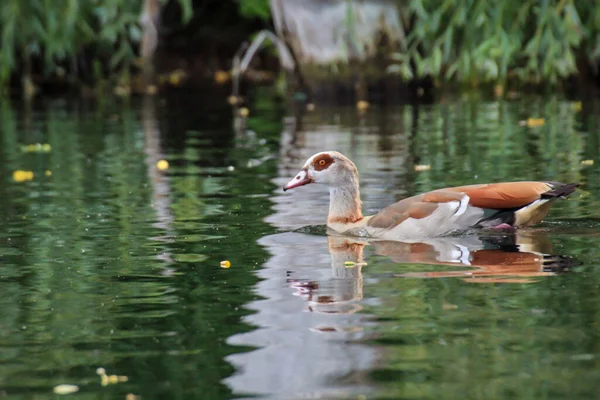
{"left": 283, "top": 169, "right": 313, "bottom": 191}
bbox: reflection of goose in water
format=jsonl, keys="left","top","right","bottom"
{"left": 292, "top": 230, "right": 576, "bottom": 318}
{"left": 372, "top": 231, "right": 576, "bottom": 283}
{"left": 224, "top": 232, "right": 377, "bottom": 399}
{"left": 290, "top": 235, "right": 367, "bottom": 316}
{"left": 224, "top": 229, "right": 575, "bottom": 398}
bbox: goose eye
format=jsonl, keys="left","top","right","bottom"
{"left": 319, "top": 160, "right": 326, "bottom": 166}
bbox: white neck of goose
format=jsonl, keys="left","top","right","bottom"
{"left": 327, "top": 177, "right": 363, "bottom": 225}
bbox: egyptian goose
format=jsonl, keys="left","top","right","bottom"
{"left": 283, "top": 151, "right": 578, "bottom": 239}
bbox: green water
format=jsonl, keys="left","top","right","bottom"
{"left": 0, "top": 90, "right": 599, "bottom": 399}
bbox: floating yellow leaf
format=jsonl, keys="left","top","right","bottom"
{"left": 227, "top": 95, "right": 240, "bottom": 105}
{"left": 53, "top": 384, "right": 79, "bottom": 395}
{"left": 344, "top": 261, "right": 356, "bottom": 268}
{"left": 572, "top": 101, "right": 583, "bottom": 112}
{"left": 443, "top": 302, "right": 458, "bottom": 310}
{"left": 581, "top": 159, "right": 594, "bottom": 166}
{"left": 22, "top": 143, "right": 51, "bottom": 153}
{"left": 220, "top": 260, "right": 231, "bottom": 269}
{"left": 414, "top": 164, "right": 431, "bottom": 172}
{"left": 156, "top": 159, "right": 169, "bottom": 171}
{"left": 13, "top": 170, "right": 34, "bottom": 182}
{"left": 521, "top": 118, "right": 545, "bottom": 128}
{"left": 45, "top": 170, "right": 52, "bottom": 177}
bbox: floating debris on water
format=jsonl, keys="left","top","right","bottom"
{"left": 220, "top": 260, "right": 231, "bottom": 269}
{"left": 414, "top": 164, "right": 431, "bottom": 172}
{"left": 344, "top": 261, "right": 356, "bottom": 268}
{"left": 572, "top": 101, "right": 583, "bottom": 112}
{"left": 13, "top": 170, "right": 34, "bottom": 182}
{"left": 21, "top": 143, "right": 51, "bottom": 153}
{"left": 570, "top": 353, "right": 595, "bottom": 361}
{"left": 520, "top": 118, "right": 545, "bottom": 127}
{"left": 156, "top": 160, "right": 169, "bottom": 171}
{"left": 53, "top": 384, "right": 79, "bottom": 395}
{"left": 443, "top": 302, "right": 458, "bottom": 310}
{"left": 581, "top": 159, "right": 594, "bottom": 166}
{"left": 97, "top": 367, "right": 128, "bottom": 387}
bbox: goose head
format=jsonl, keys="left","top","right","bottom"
{"left": 283, "top": 151, "right": 360, "bottom": 191}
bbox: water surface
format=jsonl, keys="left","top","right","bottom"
{"left": 1, "top": 91, "right": 600, "bottom": 399}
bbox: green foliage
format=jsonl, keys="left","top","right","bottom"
{"left": 389, "top": 0, "right": 600, "bottom": 85}
{"left": 238, "top": 0, "right": 271, "bottom": 21}
{"left": 0, "top": 0, "right": 193, "bottom": 91}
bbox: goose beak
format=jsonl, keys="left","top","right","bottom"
{"left": 283, "top": 169, "right": 313, "bottom": 191}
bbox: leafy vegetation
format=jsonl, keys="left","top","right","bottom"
{"left": 4, "top": 0, "right": 600, "bottom": 94}
{"left": 237, "top": 0, "right": 271, "bottom": 21}
{"left": 389, "top": 0, "right": 600, "bottom": 86}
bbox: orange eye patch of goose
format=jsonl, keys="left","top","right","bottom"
{"left": 313, "top": 154, "right": 335, "bottom": 171}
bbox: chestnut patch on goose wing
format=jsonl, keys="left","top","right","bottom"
{"left": 445, "top": 182, "right": 553, "bottom": 209}
{"left": 312, "top": 153, "right": 335, "bottom": 171}
{"left": 367, "top": 190, "right": 465, "bottom": 229}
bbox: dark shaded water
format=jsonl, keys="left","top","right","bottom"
{"left": 1, "top": 90, "right": 600, "bottom": 399}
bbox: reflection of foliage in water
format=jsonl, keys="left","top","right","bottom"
{"left": 0, "top": 95, "right": 278, "bottom": 397}
{"left": 407, "top": 97, "right": 598, "bottom": 220}
{"left": 1, "top": 89, "right": 600, "bottom": 399}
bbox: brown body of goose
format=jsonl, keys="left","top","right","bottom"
{"left": 283, "top": 151, "right": 578, "bottom": 239}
